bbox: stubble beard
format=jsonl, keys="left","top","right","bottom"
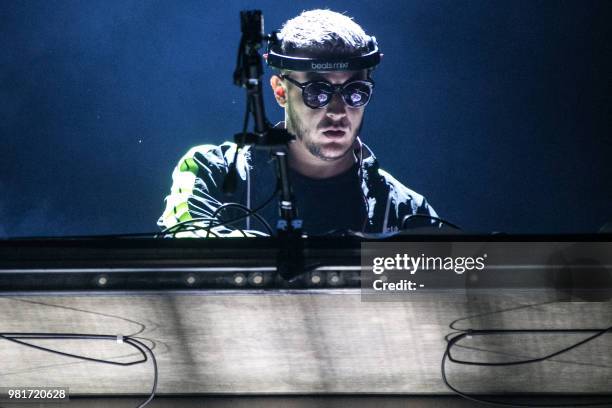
{"left": 286, "top": 99, "right": 357, "bottom": 162}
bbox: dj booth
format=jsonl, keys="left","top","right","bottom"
{"left": 0, "top": 235, "right": 611, "bottom": 407}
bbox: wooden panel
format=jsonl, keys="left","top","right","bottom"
{"left": 0, "top": 290, "right": 610, "bottom": 395}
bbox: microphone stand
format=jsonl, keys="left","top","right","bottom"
{"left": 225, "top": 10, "right": 303, "bottom": 280}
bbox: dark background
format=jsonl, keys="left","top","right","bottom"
{"left": 1, "top": 0, "right": 610, "bottom": 237}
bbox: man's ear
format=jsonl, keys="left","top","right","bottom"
{"left": 270, "top": 75, "right": 287, "bottom": 108}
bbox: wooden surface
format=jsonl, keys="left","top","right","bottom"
{"left": 0, "top": 290, "right": 610, "bottom": 395}
{"left": 4, "top": 395, "right": 612, "bottom": 408}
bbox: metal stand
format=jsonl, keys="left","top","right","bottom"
{"left": 229, "top": 10, "right": 303, "bottom": 280}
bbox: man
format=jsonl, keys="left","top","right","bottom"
{"left": 158, "top": 9, "right": 438, "bottom": 237}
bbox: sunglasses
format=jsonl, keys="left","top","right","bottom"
{"left": 280, "top": 74, "right": 375, "bottom": 109}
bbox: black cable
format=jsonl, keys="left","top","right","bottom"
{"left": 206, "top": 202, "right": 274, "bottom": 237}
{"left": 158, "top": 219, "right": 220, "bottom": 238}
{"left": 442, "top": 325, "right": 612, "bottom": 407}
{"left": 161, "top": 215, "right": 248, "bottom": 238}
{"left": 0, "top": 332, "right": 157, "bottom": 408}
{"left": 203, "top": 185, "right": 278, "bottom": 236}
{"left": 126, "top": 336, "right": 158, "bottom": 408}
{"left": 0, "top": 333, "right": 146, "bottom": 365}
{"left": 448, "top": 327, "right": 612, "bottom": 367}
{"left": 165, "top": 185, "right": 278, "bottom": 237}
{"left": 449, "top": 301, "right": 557, "bottom": 332}
{"left": 402, "top": 214, "right": 462, "bottom": 231}
{"left": 163, "top": 189, "right": 277, "bottom": 237}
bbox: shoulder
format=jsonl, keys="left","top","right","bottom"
{"left": 368, "top": 165, "right": 438, "bottom": 222}
{"left": 177, "top": 142, "right": 237, "bottom": 171}
{"left": 175, "top": 142, "right": 253, "bottom": 177}
{"left": 378, "top": 169, "right": 433, "bottom": 213}
{"left": 360, "top": 145, "right": 428, "bottom": 209}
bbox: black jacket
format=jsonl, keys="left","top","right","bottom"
{"left": 158, "top": 141, "right": 438, "bottom": 236}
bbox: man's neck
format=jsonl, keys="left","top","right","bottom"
{"left": 287, "top": 141, "right": 357, "bottom": 179}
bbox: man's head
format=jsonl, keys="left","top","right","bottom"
{"left": 268, "top": 10, "right": 379, "bottom": 168}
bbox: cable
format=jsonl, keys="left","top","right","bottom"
{"left": 402, "top": 214, "right": 462, "bottom": 231}
{"left": 126, "top": 336, "right": 158, "bottom": 408}
{"left": 206, "top": 202, "right": 274, "bottom": 237}
{"left": 163, "top": 215, "right": 249, "bottom": 238}
{"left": 0, "top": 332, "right": 157, "bottom": 408}
{"left": 441, "top": 325, "right": 612, "bottom": 407}
{"left": 158, "top": 218, "right": 220, "bottom": 238}
{"left": 165, "top": 184, "right": 278, "bottom": 238}
{"left": 449, "top": 301, "right": 557, "bottom": 332}
{"left": 448, "top": 327, "right": 612, "bottom": 367}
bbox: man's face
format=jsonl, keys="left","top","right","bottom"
{"left": 283, "top": 70, "right": 367, "bottom": 162}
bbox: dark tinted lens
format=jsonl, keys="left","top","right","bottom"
{"left": 303, "top": 82, "right": 334, "bottom": 108}
{"left": 341, "top": 81, "right": 373, "bottom": 107}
